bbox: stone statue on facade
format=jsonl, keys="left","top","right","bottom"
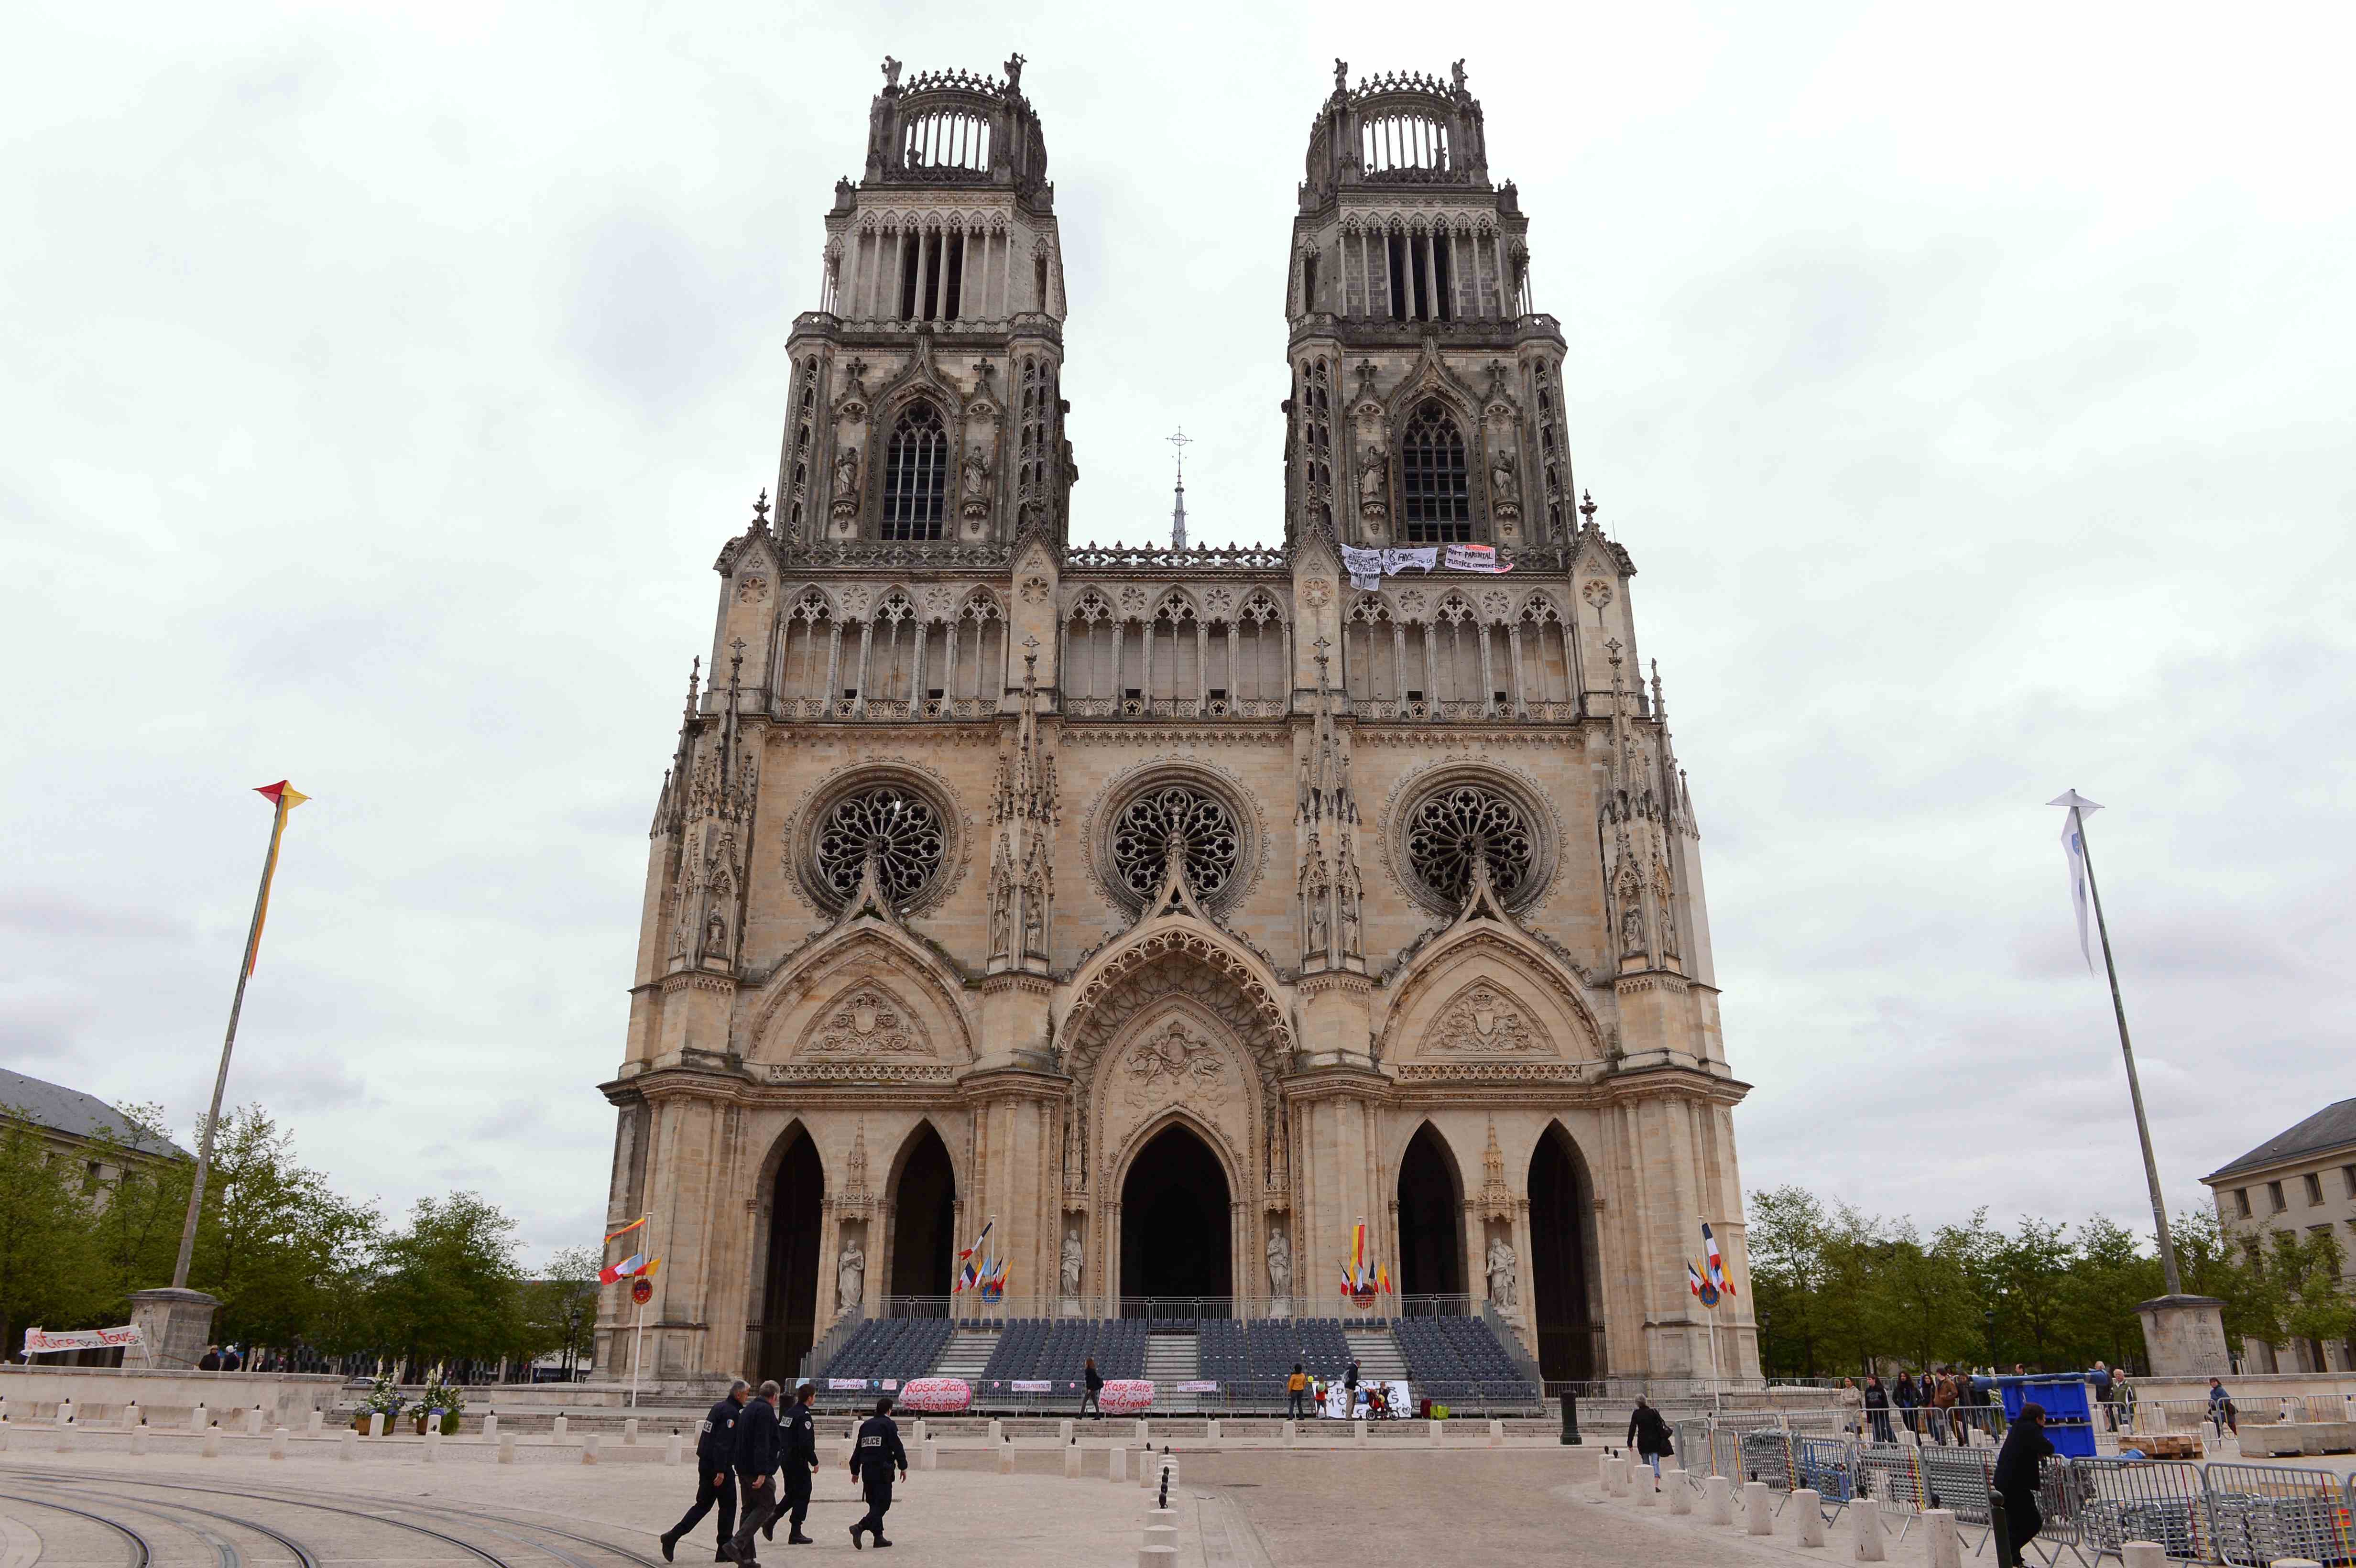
{"left": 1621, "top": 902, "right": 1646, "bottom": 958}
{"left": 1486, "top": 1235, "right": 1517, "bottom": 1308}
{"left": 837, "top": 1232, "right": 865, "bottom": 1314}
{"left": 703, "top": 907, "right": 727, "bottom": 960}
{"left": 1333, "top": 58, "right": 1348, "bottom": 94}
{"left": 1266, "top": 1227, "right": 1292, "bottom": 1296}
{"left": 881, "top": 56, "right": 903, "bottom": 90}
{"left": 963, "top": 446, "right": 990, "bottom": 498}
{"left": 1491, "top": 451, "right": 1519, "bottom": 502}
{"left": 1003, "top": 54, "right": 1025, "bottom": 91}
{"left": 1061, "top": 1228, "right": 1083, "bottom": 1297}
{"left": 834, "top": 447, "right": 860, "bottom": 499}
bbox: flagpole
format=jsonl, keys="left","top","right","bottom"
{"left": 628, "top": 1211, "right": 649, "bottom": 1409}
{"left": 2073, "top": 804, "right": 2185, "bottom": 1297}
{"left": 172, "top": 792, "right": 293, "bottom": 1291}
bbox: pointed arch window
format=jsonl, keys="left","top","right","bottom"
{"left": 1400, "top": 401, "right": 1473, "bottom": 544}
{"left": 881, "top": 403, "right": 949, "bottom": 540}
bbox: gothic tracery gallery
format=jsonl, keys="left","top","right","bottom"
{"left": 597, "top": 56, "right": 1759, "bottom": 1389}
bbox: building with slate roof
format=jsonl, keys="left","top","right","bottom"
{"left": 2202, "top": 1096, "right": 2356, "bottom": 1372}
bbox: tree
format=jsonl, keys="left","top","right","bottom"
{"left": 369, "top": 1192, "right": 526, "bottom": 1372}
{"left": 522, "top": 1245, "right": 602, "bottom": 1379}
{"left": 0, "top": 1112, "right": 108, "bottom": 1356}
{"left": 1990, "top": 1218, "right": 2077, "bottom": 1370}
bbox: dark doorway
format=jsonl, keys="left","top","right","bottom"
{"left": 890, "top": 1124, "right": 957, "bottom": 1297}
{"left": 1396, "top": 1123, "right": 1464, "bottom": 1296}
{"left": 1119, "top": 1123, "right": 1232, "bottom": 1301}
{"left": 761, "top": 1128, "right": 824, "bottom": 1385}
{"left": 1528, "top": 1122, "right": 1598, "bottom": 1382}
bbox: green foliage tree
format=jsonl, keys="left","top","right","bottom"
{"left": 0, "top": 1112, "right": 109, "bottom": 1355}
{"left": 522, "top": 1245, "right": 602, "bottom": 1378}
{"left": 367, "top": 1191, "right": 527, "bottom": 1372}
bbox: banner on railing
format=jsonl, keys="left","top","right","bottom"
{"left": 22, "top": 1325, "right": 142, "bottom": 1354}
{"left": 1010, "top": 1380, "right": 1053, "bottom": 1393}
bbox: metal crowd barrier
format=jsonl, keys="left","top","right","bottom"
{"left": 1678, "top": 1416, "right": 2356, "bottom": 1567}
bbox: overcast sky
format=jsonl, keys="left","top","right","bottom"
{"left": 6, "top": 1, "right": 2352, "bottom": 1270}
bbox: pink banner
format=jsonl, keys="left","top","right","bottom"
{"left": 22, "top": 1325, "right": 142, "bottom": 1354}
{"left": 896, "top": 1377, "right": 973, "bottom": 1414}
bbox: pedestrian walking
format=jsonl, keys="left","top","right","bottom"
{"left": 1080, "top": 1356, "right": 1103, "bottom": 1419}
{"left": 769, "top": 1383, "right": 817, "bottom": 1546}
{"left": 661, "top": 1378, "right": 747, "bottom": 1561}
{"left": 1626, "top": 1396, "right": 1674, "bottom": 1488}
{"left": 1286, "top": 1363, "right": 1310, "bottom": 1420}
{"left": 1894, "top": 1372, "right": 1920, "bottom": 1439}
{"left": 1863, "top": 1375, "right": 1895, "bottom": 1444}
{"left": 726, "top": 1381, "right": 784, "bottom": 1568}
{"left": 1993, "top": 1402, "right": 2056, "bottom": 1568}
{"left": 1929, "top": 1368, "right": 1958, "bottom": 1445}
{"left": 2113, "top": 1368, "right": 2136, "bottom": 1432}
{"left": 847, "top": 1394, "right": 909, "bottom": 1551}
{"left": 2206, "top": 1377, "right": 2237, "bottom": 1436}
{"left": 1343, "top": 1358, "right": 1360, "bottom": 1416}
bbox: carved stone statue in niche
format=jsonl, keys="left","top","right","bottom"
{"left": 1266, "top": 1225, "right": 1292, "bottom": 1296}
{"left": 837, "top": 1230, "right": 865, "bottom": 1316}
{"left": 1358, "top": 449, "right": 1388, "bottom": 516}
{"left": 833, "top": 446, "right": 861, "bottom": 500}
{"left": 1485, "top": 1234, "right": 1517, "bottom": 1308}
{"left": 963, "top": 446, "right": 990, "bottom": 498}
{"left": 1060, "top": 1228, "right": 1083, "bottom": 1297}
{"left": 1491, "top": 451, "right": 1520, "bottom": 503}
{"left": 702, "top": 908, "right": 728, "bottom": 962}
{"left": 1621, "top": 902, "right": 1646, "bottom": 959}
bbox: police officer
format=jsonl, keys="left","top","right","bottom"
{"left": 726, "top": 1380, "right": 784, "bottom": 1568}
{"left": 846, "top": 1394, "right": 909, "bottom": 1550}
{"left": 774, "top": 1382, "right": 818, "bottom": 1546}
{"left": 661, "top": 1379, "right": 748, "bottom": 1561}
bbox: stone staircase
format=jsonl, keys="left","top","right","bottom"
{"left": 930, "top": 1327, "right": 997, "bottom": 1382}
{"left": 1344, "top": 1326, "right": 1409, "bottom": 1383}
{"left": 1146, "top": 1332, "right": 1200, "bottom": 1410}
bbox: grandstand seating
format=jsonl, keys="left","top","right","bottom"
{"left": 1198, "top": 1316, "right": 1354, "bottom": 1402}
{"left": 1392, "top": 1315, "right": 1538, "bottom": 1402}
{"left": 974, "top": 1317, "right": 1146, "bottom": 1385}
{"left": 822, "top": 1317, "right": 953, "bottom": 1386}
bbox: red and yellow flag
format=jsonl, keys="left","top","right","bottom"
{"left": 246, "top": 781, "right": 309, "bottom": 975}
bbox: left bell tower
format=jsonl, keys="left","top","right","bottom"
{"left": 774, "top": 54, "right": 1074, "bottom": 554}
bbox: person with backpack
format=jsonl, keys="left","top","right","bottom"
{"left": 1625, "top": 1396, "right": 1675, "bottom": 1490}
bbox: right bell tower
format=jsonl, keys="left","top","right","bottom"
{"left": 1285, "top": 61, "right": 1573, "bottom": 553}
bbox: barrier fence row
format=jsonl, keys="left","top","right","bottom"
{"left": 1661, "top": 1416, "right": 2356, "bottom": 1566}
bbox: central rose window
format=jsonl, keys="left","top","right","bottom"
{"left": 1108, "top": 784, "right": 1241, "bottom": 904}
{"left": 1402, "top": 781, "right": 1538, "bottom": 908}
{"left": 813, "top": 784, "right": 946, "bottom": 906}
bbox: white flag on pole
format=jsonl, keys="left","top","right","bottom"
{"left": 2048, "top": 789, "right": 2103, "bottom": 969}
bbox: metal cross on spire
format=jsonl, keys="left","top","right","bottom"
{"left": 1167, "top": 426, "right": 1193, "bottom": 550}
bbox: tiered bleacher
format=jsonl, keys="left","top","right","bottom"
{"left": 1393, "top": 1315, "right": 1538, "bottom": 1403}
{"left": 975, "top": 1317, "right": 1146, "bottom": 1386}
{"left": 1197, "top": 1317, "right": 1353, "bottom": 1402}
{"left": 823, "top": 1317, "right": 954, "bottom": 1385}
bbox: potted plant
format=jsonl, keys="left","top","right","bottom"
{"left": 413, "top": 1370, "right": 465, "bottom": 1436}
{"left": 354, "top": 1373, "right": 402, "bottom": 1434}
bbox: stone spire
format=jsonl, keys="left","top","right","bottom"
{"left": 665, "top": 643, "right": 758, "bottom": 975}
{"left": 1168, "top": 427, "right": 1191, "bottom": 550}
{"left": 1296, "top": 637, "right": 1363, "bottom": 971}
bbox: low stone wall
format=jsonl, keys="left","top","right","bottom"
{"left": 0, "top": 1365, "right": 344, "bottom": 1427}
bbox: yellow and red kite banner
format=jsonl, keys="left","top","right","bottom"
{"left": 245, "top": 781, "right": 309, "bottom": 975}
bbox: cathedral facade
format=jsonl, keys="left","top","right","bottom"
{"left": 597, "top": 57, "right": 1760, "bottom": 1390}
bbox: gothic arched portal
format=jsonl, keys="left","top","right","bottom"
{"left": 889, "top": 1123, "right": 958, "bottom": 1297}
{"left": 761, "top": 1128, "right": 825, "bottom": 1385}
{"left": 1527, "top": 1122, "right": 1599, "bottom": 1382}
{"left": 1397, "top": 1122, "right": 1465, "bottom": 1296}
{"left": 1119, "top": 1122, "right": 1232, "bottom": 1302}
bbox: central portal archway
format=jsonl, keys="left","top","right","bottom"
{"left": 1397, "top": 1123, "right": 1464, "bottom": 1296}
{"left": 890, "top": 1124, "right": 957, "bottom": 1298}
{"left": 760, "top": 1128, "right": 824, "bottom": 1386}
{"left": 1119, "top": 1123, "right": 1232, "bottom": 1301}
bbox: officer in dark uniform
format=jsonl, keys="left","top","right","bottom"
{"left": 846, "top": 1394, "right": 909, "bottom": 1550}
{"left": 726, "top": 1380, "right": 784, "bottom": 1568}
{"left": 661, "top": 1379, "right": 749, "bottom": 1561}
{"left": 774, "top": 1382, "right": 819, "bottom": 1546}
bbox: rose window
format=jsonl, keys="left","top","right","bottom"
{"left": 1109, "top": 784, "right": 1240, "bottom": 903}
{"left": 1404, "top": 784, "right": 1536, "bottom": 905}
{"left": 814, "top": 786, "right": 945, "bottom": 906}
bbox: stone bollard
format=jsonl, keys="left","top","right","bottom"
{"left": 988, "top": 1418, "right": 1003, "bottom": 1445}
{"left": 339, "top": 1428, "right": 355, "bottom": 1461}
{"left": 998, "top": 1441, "right": 1016, "bottom": 1474}
{"left": 624, "top": 1416, "right": 639, "bottom": 1446}
{"left": 839, "top": 1434, "right": 855, "bottom": 1465}
{"left": 1638, "top": 1459, "right": 1658, "bottom": 1505}
{"left": 1744, "top": 1481, "right": 1774, "bottom": 1535}
{"left": 1706, "top": 1474, "right": 1734, "bottom": 1526}
{"left": 368, "top": 1412, "right": 384, "bottom": 1438}
{"left": 1796, "top": 1489, "right": 1825, "bottom": 1546}
{"left": 1140, "top": 1550, "right": 1179, "bottom": 1568}
{"left": 1595, "top": 1453, "right": 1614, "bottom": 1495}
{"left": 203, "top": 1426, "right": 221, "bottom": 1459}
{"left": 1922, "top": 1508, "right": 1960, "bottom": 1568}
{"left": 552, "top": 1414, "right": 568, "bottom": 1440}
{"left": 1140, "top": 1449, "right": 1159, "bottom": 1487}
{"left": 666, "top": 1432, "right": 682, "bottom": 1465}
{"left": 1430, "top": 1417, "right": 1446, "bottom": 1447}
{"left": 1136, "top": 1418, "right": 1151, "bottom": 1444}
{"left": 1354, "top": 1418, "right": 1367, "bottom": 1446}
{"left": 425, "top": 1423, "right": 440, "bottom": 1463}
{"left": 1065, "top": 1441, "right": 1083, "bottom": 1478}
{"left": 306, "top": 1408, "right": 323, "bottom": 1436}
{"left": 271, "top": 1427, "right": 288, "bottom": 1461}
{"left": 58, "top": 1399, "right": 76, "bottom": 1426}
{"left": 1059, "top": 1418, "right": 1075, "bottom": 1441}
{"left": 914, "top": 1418, "right": 927, "bottom": 1446}
{"left": 1109, "top": 1445, "right": 1128, "bottom": 1482}
{"left": 55, "top": 1426, "right": 74, "bottom": 1454}
{"left": 1667, "top": 1466, "right": 1691, "bottom": 1514}
{"left": 1854, "top": 1502, "right": 1887, "bottom": 1562}
{"left": 2266, "top": 1562, "right": 2323, "bottom": 1568}
{"left": 1488, "top": 1418, "right": 1505, "bottom": 1448}
{"left": 132, "top": 1425, "right": 148, "bottom": 1457}
{"left": 1205, "top": 1419, "right": 1220, "bottom": 1441}
{"left": 192, "top": 1402, "right": 209, "bottom": 1432}
{"left": 247, "top": 1406, "right": 264, "bottom": 1437}
{"left": 583, "top": 1433, "right": 600, "bottom": 1465}
{"left": 1144, "top": 1507, "right": 1179, "bottom": 1549}
{"left": 2118, "top": 1546, "right": 2165, "bottom": 1568}
{"left": 0, "top": 1423, "right": 11, "bottom": 1453}
{"left": 921, "top": 1435, "right": 938, "bottom": 1471}
{"left": 1283, "top": 1419, "right": 1297, "bottom": 1446}
{"left": 125, "top": 1401, "right": 140, "bottom": 1429}
{"left": 500, "top": 1433, "right": 516, "bottom": 1464}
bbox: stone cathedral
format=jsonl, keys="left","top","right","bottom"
{"left": 597, "top": 56, "right": 1760, "bottom": 1391}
